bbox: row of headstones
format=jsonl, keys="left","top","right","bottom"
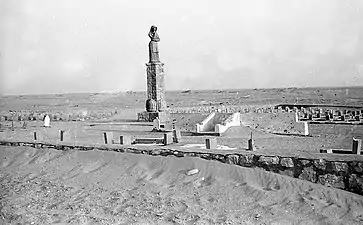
{"left": 0, "top": 110, "right": 118, "bottom": 122}
{"left": 169, "top": 106, "right": 278, "bottom": 114}
{"left": 0, "top": 114, "right": 84, "bottom": 122}
{"left": 297, "top": 108, "right": 363, "bottom": 122}
{"left": 0, "top": 121, "right": 28, "bottom": 130}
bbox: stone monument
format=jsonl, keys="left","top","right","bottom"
{"left": 138, "top": 26, "right": 170, "bottom": 123}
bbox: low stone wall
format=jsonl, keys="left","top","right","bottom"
{"left": 0, "top": 140, "right": 362, "bottom": 196}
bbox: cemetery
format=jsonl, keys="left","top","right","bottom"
{"left": 1, "top": 25, "right": 363, "bottom": 225}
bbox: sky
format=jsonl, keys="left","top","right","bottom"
{"left": 1, "top": 0, "right": 363, "bottom": 95}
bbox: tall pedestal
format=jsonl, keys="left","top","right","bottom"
{"left": 146, "top": 62, "right": 167, "bottom": 111}
{"left": 138, "top": 62, "right": 170, "bottom": 123}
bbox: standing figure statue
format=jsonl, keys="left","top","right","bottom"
{"left": 148, "top": 25, "right": 160, "bottom": 63}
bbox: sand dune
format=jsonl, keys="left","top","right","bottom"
{"left": 1, "top": 146, "right": 363, "bottom": 224}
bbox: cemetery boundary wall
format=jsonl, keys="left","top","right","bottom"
{"left": 0, "top": 140, "right": 362, "bottom": 196}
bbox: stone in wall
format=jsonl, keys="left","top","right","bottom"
{"left": 351, "top": 162, "right": 363, "bottom": 173}
{"left": 348, "top": 174, "right": 363, "bottom": 195}
{"left": 329, "top": 162, "right": 349, "bottom": 174}
{"left": 299, "top": 166, "right": 317, "bottom": 183}
{"left": 300, "top": 159, "right": 312, "bottom": 166}
{"left": 258, "top": 156, "right": 279, "bottom": 166}
{"left": 313, "top": 159, "right": 327, "bottom": 170}
{"left": 226, "top": 154, "right": 239, "bottom": 165}
{"left": 318, "top": 174, "right": 345, "bottom": 189}
{"left": 280, "top": 158, "right": 294, "bottom": 168}
{"left": 238, "top": 154, "right": 254, "bottom": 167}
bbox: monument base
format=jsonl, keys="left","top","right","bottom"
{"left": 138, "top": 111, "right": 170, "bottom": 123}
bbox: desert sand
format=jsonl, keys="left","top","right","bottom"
{"left": 1, "top": 146, "right": 363, "bottom": 224}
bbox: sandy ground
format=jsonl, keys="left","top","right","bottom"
{"left": 1, "top": 146, "right": 363, "bottom": 225}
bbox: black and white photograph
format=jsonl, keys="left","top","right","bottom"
{"left": 1, "top": 0, "right": 363, "bottom": 224}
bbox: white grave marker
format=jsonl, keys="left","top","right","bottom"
{"left": 43, "top": 115, "right": 50, "bottom": 127}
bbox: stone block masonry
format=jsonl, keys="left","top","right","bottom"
{"left": 146, "top": 63, "right": 167, "bottom": 112}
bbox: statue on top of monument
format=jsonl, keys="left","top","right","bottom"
{"left": 148, "top": 25, "right": 160, "bottom": 63}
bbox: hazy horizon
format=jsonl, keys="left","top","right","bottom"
{"left": 1, "top": 0, "right": 363, "bottom": 95}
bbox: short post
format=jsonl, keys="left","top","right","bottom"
{"left": 206, "top": 138, "right": 217, "bottom": 149}
{"left": 163, "top": 132, "right": 173, "bottom": 145}
{"left": 120, "top": 135, "right": 132, "bottom": 145}
{"left": 33, "top": 131, "right": 43, "bottom": 141}
{"left": 173, "top": 129, "right": 181, "bottom": 143}
{"left": 59, "top": 130, "right": 65, "bottom": 141}
{"left": 352, "top": 138, "right": 362, "bottom": 155}
{"left": 22, "top": 121, "right": 27, "bottom": 129}
{"left": 248, "top": 132, "right": 254, "bottom": 151}
{"left": 304, "top": 121, "right": 309, "bottom": 136}
{"left": 103, "top": 132, "right": 114, "bottom": 144}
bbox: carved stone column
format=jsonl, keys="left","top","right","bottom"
{"left": 146, "top": 62, "right": 166, "bottom": 112}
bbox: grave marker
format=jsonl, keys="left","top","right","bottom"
{"left": 43, "top": 115, "right": 50, "bottom": 127}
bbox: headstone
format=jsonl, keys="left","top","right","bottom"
{"left": 205, "top": 138, "right": 217, "bottom": 149}
{"left": 120, "top": 135, "right": 132, "bottom": 145}
{"left": 173, "top": 129, "right": 181, "bottom": 143}
{"left": 43, "top": 115, "right": 50, "bottom": 127}
{"left": 163, "top": 132, "right": 173, "bottom": 145}
{"left": 33, "top": 131, "right": 43, "bottom": 141}
{"left": 352, "top": 138, "right": 362, "bottom": 155}
{"left": 103, "top": 132, "right": 114, "bottom": 144}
